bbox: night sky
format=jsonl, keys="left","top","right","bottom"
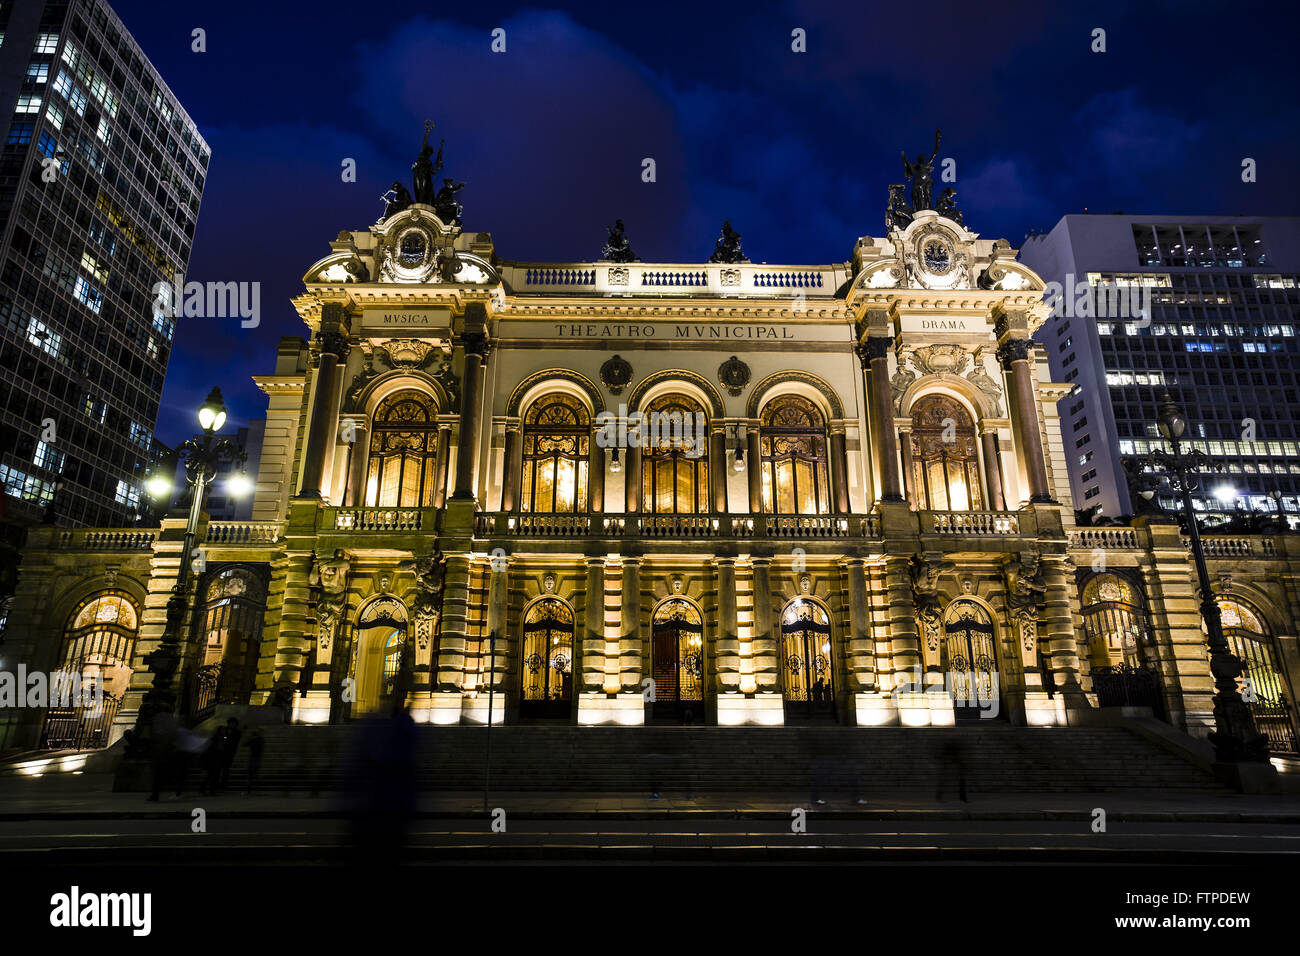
{"left": 110, "top": 0, "right": 1300, "bottom": 447}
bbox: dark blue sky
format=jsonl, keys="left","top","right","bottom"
{"left": 112, "top": 0, "right": 1300, "bottom": 446}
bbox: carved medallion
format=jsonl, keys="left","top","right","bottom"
{"left": 607, "top": 267, "right": 629, "bottom": 286}
{"left": 911, "top": 344, "right": 970, "bottom": 377}
{"left": 600, "top": 354, "right": 633, "bottom": 394}
{"left": 720, "top": 268, "right": 741, "bottom": 287}
{"left": 718, "top": 355, "right": 751, "bottom": 396}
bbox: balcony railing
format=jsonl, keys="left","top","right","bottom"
{"left": 329, "top": 508, "right": 429, "bottom": 531}
{"left": 1069, "top": 527, "right": 1139, "bottom": 550}
{"left": 472, "top": 512, "right": 883, "bottom": 539}
{"left": 927, "top": 511, "right": 1020, "bottom": 535}
{"left": 57, "top": 530, "right": 156, "bottom": 551}
{"left": 205, "top": 522, "right": 283, "bottom": 544}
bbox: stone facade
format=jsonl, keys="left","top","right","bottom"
{"left": 3, "top": 207, "right": 1297, "bottom": 752}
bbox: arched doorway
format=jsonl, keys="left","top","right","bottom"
{"left": 909, "top": 395, "right": 984, "bottom": 511}
{"left": 1218, "top": 597, "right": 1297, "bottom": 753}
{"left": 780, "top": 599, "right": 835, "bottom": 717}
{"left": 1080, "top": 573, "right": 1163, "bottom": 716}
{"left": 41, "top": 591, "right": 138, "bottom": 750}
{"left": 355, "top": 596, "right": 410, "bottom": 715}
{"left": 942, "top": 600, "right": 998, "bottom": 719}
{"left": 650, "top": 599, "right": 704, "bottom": 720}
{"left": 519, "top": 598, "right": 574, "bottom": 719}
{"left": 185, "top": 566, "right": 267, "bottom": 721}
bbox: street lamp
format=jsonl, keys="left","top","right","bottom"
{"left": 126, "top": 387, "right": 247, "bottom": 754}
{"left": 1146, "top": 394, "right": 1268, "bottom": 765}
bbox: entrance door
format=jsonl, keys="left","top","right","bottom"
{"left": 380, "top": 628, "right": 413, "bottom": 709}
{"left": 651, "top": 599, "right": 704, "bottom": 720}
{"left": 781, "top": 600, "right": 835, "bottom": 717}
{"left": 519, "top": 599, "right": 574, "bottom": 719}
{"left": 943, "top": 602, "right": 998, "bottom": 719}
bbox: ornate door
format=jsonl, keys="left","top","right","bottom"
{"left": 943, "top": 602, "right": 998, "bottom": 719}
{"left": 651, "top": 600, "right": 704, "bottom": 719}
{"left": 520, "top": 599, "right": 574, "bottom": 719}
{"left": 780, "top": 600, "right": 834, "bottom": 716}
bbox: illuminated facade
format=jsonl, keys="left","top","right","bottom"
{"left": 3, "top": 201, "right": 1298, "bottom": 757}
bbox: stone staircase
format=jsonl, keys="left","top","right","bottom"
{"left": 212, "top": 724, "right": 1222, "bottom": 793}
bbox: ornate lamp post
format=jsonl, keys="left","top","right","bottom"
{"left": 129, "top": 388, "right": 248, "bottom": 748}
{"left": 1145, "top": 394, "right": 1268, "bottom": 764}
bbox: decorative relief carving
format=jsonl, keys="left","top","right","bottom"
{"left": 911, "top": 555, "right": 955, "bottom": 656}
{"left": 403, "top": 546, "right": 446, "bottom": 652}
{"left": 965, "top": 345, "right": 1004, "bottom": 416}
{"left": 600, "top": 354, "right": 633, "bottom": 394}
{"left": 607, "top": 267, "right": 629, "bottom": 286}
{"left": 718, "top": 355, "right": 751, "bottom": 396}
{"left": 911, "top": 344, "right": 970, "bottom": 377}
{"left": 309, "top": 549, "right": 351, "bottom": 650}
{"left": 1004, "top": 552, "right": 1046, "bottom": 654}
{"left": 720, "top": 268, "right": 741, "bottom": 286}
{"left": 890, "top": 353, "right": 916, "bottom": 413}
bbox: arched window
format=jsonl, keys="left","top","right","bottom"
{"left": 1080, "top": 574, "right": 1151, "bottom": 668}
{"left": 909, "top": 395, "right": 983, "bottom": 511}
{"left": 651, "top": 599, "right": 704, "bottom": 718}
{"left": 188, "top": 567, "right": 266, "bottom": 716}
{"left": 365, "top": 390, "right": 439, "bottom": 507}
{"left": 1217, "top": 597, "right": 1296, "bottom": 753}
{"left": 780, "top": 599, "right": 834, "bottom": 715}
{"left": 41, "top": 592, "right": 138, "bottom": 750}
{"left": 520, "top": 598, "right": 574, "bottom": 718}
{"left": 760, "top": 395, "right": 830, "bottom": 515}
{"left": 521, "top": 394, "right": 590, "bottom": 513}
{"left": 641, "top": 393, "right": 709, "bottom": 514}
{"left": 942, "top": 600, "right": 997, "bottom": 718}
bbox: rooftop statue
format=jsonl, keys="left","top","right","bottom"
{"left": 412, "top": 120, "right": 443, "bottom": 206}
{"left": 434, "top": 177, "right": 465, "bottom": 226}
{"left": 900, "top": 128, "right": 942, "bottom": 211}
{"left": 886, "top": 183, "right": 913, "bottom": 233}
{"left": 381, "top": 181, "right": 413, "bottom": 220}
{"left": 602, "top": 219, "right": 636, "bottom": 262}
{"left": 935, "top": 187, "right": 964, "bottom": 225}
{"left": 708, "top": 219, "right": 749, "bottom": 263}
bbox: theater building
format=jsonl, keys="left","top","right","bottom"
{"left": 3, "top": 193, "right": 1298, "bottom": 756}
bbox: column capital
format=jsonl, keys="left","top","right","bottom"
{"left": 314, "top": 329, "right": 351, "bottom": 361}
{"left": 458, "top": 330, "right": 492, "bottom": 359}
{"left": 996, "top": 338, "right": 1032, "bottom": 367}
{"left": 854, "top": 335, "right": 893, "bottom": 367}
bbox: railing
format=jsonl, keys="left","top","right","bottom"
{"left": 205, "top": 522, "right": 282, "bottom": 544}
{"left": 1091, "top": 663, "right": 1164, "bottom": 716}
{"left": 184, "top": 663, "right": 222, "bottom": 723}
{"left": 330, "top": 508, "right": 426, "bottom": 531}
{"left": 473, "top": 512, "right": 882, "bottom": 539}
{"left": 766, "top": 515, "right": 853, "bottom": 538}
{"left": 39, "top": 693, "right": 122, "bottom": 751}
{"left": 929, "top": 511, "right": 1020, "bottom": 535}
{"left": 58, "top": 530, "right": 155, "bottom": 551}
{"left": 1252, "top": 695, "right": 1299, "bottom": 755}
{"left": 1069, "top": 527, "right": 1139, "bottom": 549}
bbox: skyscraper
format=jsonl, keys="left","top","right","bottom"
{"left": 1019, "top": 215, "right": 1300, "bottom": 525}
{"left": 0, "top": 0, "right": 208, "bottom": 529}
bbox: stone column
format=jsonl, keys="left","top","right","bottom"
{"left": 588, "top": 441, "right": 605, "bottom": 514}
{"left": 432, "top": 423, "right": 452, "bottom": 508}
{"left": 746, "top": 425, "right": 763, "bottom": 513}
{"left": 625, "top": 445, "right": 642, "bottom": 513}
{"left": 829, "top": 429, "right": 849, "bottom": 514}
{"left": 470, "top": 556, "right": 508, "bottom": 725}
{"left": 884, "top": 556, "right": 925, "bottom": 723}
{"left": 297, "top": 307, "right": 349, "bottom": 499}
{"left": 582, "top": 558, "right": 606, "bottom": 693}
{"left": 430, "top": 553, "right": 472, "bottom": 723}
{"left": 858, "top": 337, "right": 904, "bottom": 502}
{"left": 619, "top": 558, "right": 643, "bottom": 694}
{"left": 709, "top": 427, "right": 728, "bottom": 512}
{"left": 715, "top": 558, "right": 740, "bottom": 695}
{"left": 452, "top": 333, "right": 489, "bottom": 501}
{"left": 843, "top": 558, "right": 875, "bottom": 692}
{"left": 1039, "top": 554, "right": 1085, "bottom": 724}
{"left": 980, "top": 426, "right": 1007, "bottom": 511}
{"left": 500, "top": 421, "right": 521, "bottom": 511}
{"left": 997, "top": 330, "right": 1052, "bottom": 504}
{"left": 898, "top": 424, "right": 915, "bottom": 508}
{"left": 343, "top": 420, "right": 367, "bottom": 506}
{"left": 751, "top": 558, "right": 780, "bottom": 693}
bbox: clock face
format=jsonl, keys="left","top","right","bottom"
{"left": 923, "top": 238, "right": 951, "bottom": 274}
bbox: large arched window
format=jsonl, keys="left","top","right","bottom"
{"left": 520, "top": 598, "right": 574, "bottom": 718}
{"left": 41, "top": 592, "right": 139, "bottom": 749}
{"left": 909, "top": 395, "right": 983, "bottom": 511}
{"left": 760, "top": 395, "right": 830, "bottom": 515}
{"left": 641, "top": 393, "right": 709, "bottom": 514}
{"left": 942, "top": 600, "right": 998, "bottom": 718}
{"left": 188, "top": 567, "right": 266, "bottom": 715}
{"left": 365, "top": 390, "right": 439, "bottom": 507}
{"left": 1217, "top": 597, "right": 1296, "bottom": 753}
{"left": 780, "top": 599, "right": 834, "bottom": 714}
{"left": 359, "top": 596, "right": 409, "bottom": 708}
{"left": 521, "top": 394, "right": 590, "bottom": 513}
{"left": 651, "top": 599, "right": 704, "bottom": 718}
{"left": 1080, "top": 574, "right": 1151, "bottom": 668}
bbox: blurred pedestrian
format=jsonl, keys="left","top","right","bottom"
{"left": 202, "top": 723, "right": 230, "bottom": 795}
{"left": 219, "top": 717, "right": 242, "bottom": 789}
{"left": 935, "top": 736, "right": 969, "bottom": 803}
{"left": 147, "top": 707, "right": 178, "bottom": 802}
{"left": 244, "top": 726, "right": 264, "bottom": 795}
